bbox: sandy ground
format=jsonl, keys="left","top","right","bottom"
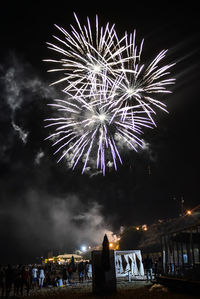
{"left": 24, "top": 279, "right": 198, "bottom": 299}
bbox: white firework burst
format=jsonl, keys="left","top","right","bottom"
{"left": 44, "top": 14, "right": 175, "bottom": 174}
{"left": 45, "top": 80, "right": 153, "bottom": 174}
{"left": 109, "top": 30, "right": 175, "bottom": 125}
{"left": 44, "top": 13, "right": 130, "bottom": 94}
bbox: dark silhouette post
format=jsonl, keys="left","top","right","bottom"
{"left": 92, "top": 234, "right": 116, "bottom": 294}
{"left": 102, "top": 234, "right": 110, "bottom": 271}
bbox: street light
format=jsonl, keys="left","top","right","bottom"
{"left": 81, "top": 245, "right": 87, "bottom": 252}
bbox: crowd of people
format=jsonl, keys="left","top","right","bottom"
{"left": 0, "top": 254, "right": 161, "bottom": 297}
{"left": 0, "top": 259, "right": 92, "bottom": 297}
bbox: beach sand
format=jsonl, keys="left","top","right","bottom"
{"left": 26, "top": 279, "right": 197, "bottom": 299}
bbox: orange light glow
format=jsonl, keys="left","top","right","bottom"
{"left": 186, "top": 210, "right": 192, "bottom": 215}
{"left": 142, "top": 224, "right": 148, "bottom": 231}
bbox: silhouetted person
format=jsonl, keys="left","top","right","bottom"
{"left": 144, "top": 254, "right": 153, "bottom": 282}
{"left": 62, "top": 266, "right": 68, "bottom": 285}
{"left": 5, "top": 264, "right": 14, "bottom": 297}
{"left": 71, "top": 256, "right": 76, "bottom": 272}
{"left": 154, "top": 258, "right": 159, "bottom": 277}
{"left": 14, "top": 265, "right": 22, "bottom": 297}
{"left": 78, "top": 261, "right": 85, "bottom": 283}
{"left": 85, "top": 261, "right": 89, "bottom": 280}
{"left": 0, "top": 265, "right": 5, "bottom": 297}
{"left": 31, "top": 265, "right": 38, "bottom": 289}
{"left": 38, "top": 266, "right": 45, "bottom": 288}
{"left": 20, "top": 266, "right": 30, "bottom": 296}
{"left": 67, "top": 264, "right": 73, "bottom": 283}
{"left": 88, "top": 261, "right": 92, "bottom": 279}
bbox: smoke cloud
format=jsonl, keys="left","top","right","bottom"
{"left": 0, "top": 189, "right": 115, "bottom": 264}
{"left": 0, "top": 53, "right": 118, "bottom": 264}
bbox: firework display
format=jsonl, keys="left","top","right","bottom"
{"left": 45, "top": 13, "right": 175, "bottom": 174}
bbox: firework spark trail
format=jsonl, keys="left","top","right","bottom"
{"left": 44, "top": 13, "right": 130, "bottom": 93}
{"left": 44, "top": 13, "right": 175, "bottom": 174}
{"left": 45, "top": 91, "right": 153, "bottom": 174}
{"left": 112, "top": 32, "right": 175, "bottom": 125}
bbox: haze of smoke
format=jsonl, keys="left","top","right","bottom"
{"left": 2, "top": 54, "right": 57, "bottom": 114}
{"left": 1, "top": 53, "right": 57, "bottom": 147}
{"left": 0, "top": 190, "right": 116, "bottom": 262}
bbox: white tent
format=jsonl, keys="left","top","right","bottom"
{"left": 115, "top": 250, "right": 144, "bottom": 279}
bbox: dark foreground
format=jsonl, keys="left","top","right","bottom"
{"left": 23, "top": 280, "right": 198, "bottom": 299}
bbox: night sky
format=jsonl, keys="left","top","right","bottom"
{"left": 0, "top": 1, "right": 200, "bottom": 264}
